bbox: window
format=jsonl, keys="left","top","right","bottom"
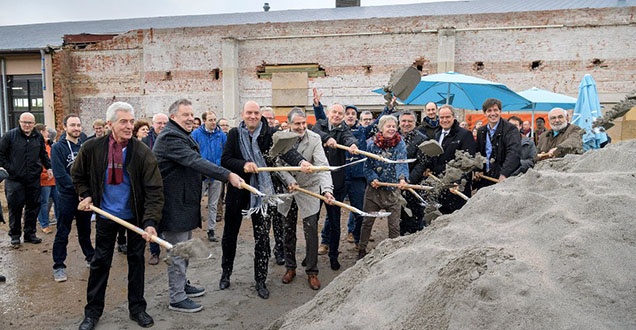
{"left": 7, "top": 75, "right": 44, "bottom": 128}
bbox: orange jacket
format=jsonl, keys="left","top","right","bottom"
{"left": 40, "top": 143, "right": 55, "bottom": 186}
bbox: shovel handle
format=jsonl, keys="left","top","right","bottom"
{"left": 240, "top": 182, "right": 265, "bottom": 196}
{"left": 294, "top": 186, "right": 360, "bottom": 215}
{"left": 427, "top": 173, "right": 469, "bottom": 201}
{"left": 334, "top": 144, "right": 386, "bottom": 162}
{"left": 256, "top": 166, "right": 330, "bottom": 172}
{"left": 480, "top": 175, "right": 500, "bottom": 183}
{"left": 89, "top": 205, "right": 173, "bottom": 250}
{"left": 375, "top": 181, "right": 433, "bottom": 190}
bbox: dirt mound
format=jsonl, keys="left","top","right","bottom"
{"left": 270, "top": 140, "right": 636, "bottom": 330}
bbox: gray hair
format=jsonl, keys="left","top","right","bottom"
{"left": 106, "top": 102, "right": 134, "bottom": 122}
{"left": 287, "top": 107, "right": 306, "bottom": 122}
{"left": 360, "top": 111, "right": 373, "bottom": 117}
{"left": 152, "top": 113, "right": 168, "bottom": 123}
{"left": 378, "top": 115, "right": 398, "bottom": 131}
{"left": 328, "top": 103, "right": 345, "bottom": 113}
{"left": 261, "top": 107, "right": 274, "bottom": 115}
{"left": 168, "top": 99, "right": 192, "bottom": 116}
{"left": 549, "top": 107, "right": 566, "bottom": 117}
{"left": 399, "top": 111, "right": 417, "bottom": 121}
{"left": 438, "top": 104, "right": 455, "bottom": 117}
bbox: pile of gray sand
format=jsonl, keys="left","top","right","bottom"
{"left": 270, "top": 140, "right": 636, "bottom": 330}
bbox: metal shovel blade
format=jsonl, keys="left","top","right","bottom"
{"left": 270, "top": 131, "right": 301, "bottom": 157}
{"left": 418, "top": 140, "right": 444, "bottom": 157}
{"left": 362, "top": 211, "right": 392, "bottom": 217}
{"left": 384, "top": 158, "right": 417, "bottom": 164}
{"left": 331, "top": 157, "right": 367, "bottom": 171}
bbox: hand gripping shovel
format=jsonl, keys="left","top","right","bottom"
{"left": 89, "top": 205, "right": 211, "bottom": 265}
{"left": 333, "top": 144, "right": 416, "bottom": 164}
{"left": 256, "top": 157, "right": 368, "bottom": 172}
{"left": 293, "top": 186, "right": 390, "bottom": 217}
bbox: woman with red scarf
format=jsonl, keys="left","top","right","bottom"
{"left": 358, "top": 115, "right": 409, "bottom": 259}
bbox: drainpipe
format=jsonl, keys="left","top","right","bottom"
{"left": 1, "top": 58, "right": 8, "bottom": 134}
{"left": 40, "top": 49, "right": 46, "bottom": 91}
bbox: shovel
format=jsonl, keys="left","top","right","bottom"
{"left": 238, "top": 182, "right": 296, "bottom": 216}
{"left": 418, "top": 140, "right": 444, "bottom": 157}
{"left": 427, "top": 173, "right": 470, "bottom": 201}
{"left": 89, "top": 205, "right": 211, "bottom": 264}
{"left": 333, "top": 144, "right": 416, "bottom": 164}
{"left": 293, "top": 186, "right": 390, "bottom": 218}
{"left": 256, "top": 157, "right": 367, "bottom": 172}
{"left": 374, "top": 181, "right": 433, "bottom": 191}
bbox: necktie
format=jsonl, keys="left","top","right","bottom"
{"left": 439, "top": 131, "right": 448, "bottom": 145}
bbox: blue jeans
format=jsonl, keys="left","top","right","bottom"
{"left": 38, "top": 185, "right": 58, "bottom": 228}
{"left": 53, "top": 193, "right": 94, "bottom": 269}
{"left": 321, "top": 178, "right": 366, "bottom": 245}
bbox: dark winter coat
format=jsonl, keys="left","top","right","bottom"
{"left": 153, "top": 119, "right": 230, "bottom": 232}
{"left": 51, "top": 136, "right": 82, "bottom": 196}
{"left": 0, "top": 127, "right": 51, "bottom": 182}
{"left": 401, "top": 129, "right": 429, "bottom": 184}
{"left": 71, "top": 133, "right": 164, "bottom": 229}
{"left": 312, "top": 119, "right": 357, "bottom": 191}
{"left": 429, "top": 120, "right": 476, "bottom": 214}
{"left": 221, "top": 117, "right": 305, "bottom": 209}
{"left": 417, "top": 117, "right": 440, "bottom": 142}
{"left": 476, "top": 118, "right": 521, "bottom": 178}
{"left": 511, "top": 136, "right": 537, "bottom": 176}
{"left": 142, "top": 127, "right": 158, "bottom": 149}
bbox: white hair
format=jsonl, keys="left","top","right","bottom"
{"left": 378, "top": 115, "right": 398, "bottom": 131}
{"left": 261, "top": 106, "right": 274, "bottom": 115}
{"left": 152, "top": 113, "right": 168, "bottom": 122}
{"left": 106, "top": 102, "right": 134, "bottom": 122}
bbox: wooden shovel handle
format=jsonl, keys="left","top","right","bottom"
{"left": 256, "top": 166, "right": 330, "bottom": 172}
{"left": 89, "top": 205, "right": 173, "bottom": 249}
{"left": 427, "top": 173, "right": 469, "bottom": 201}
{"left": 375, "top": 181, "right": 433, "bottom": 190}
{"left": 239, "top": 182, "right": 264, "bottom": 195}
{"left": 480, "top": 175, "right": 500, "bottom": 183}
{"left": 294, "top": 186, "right": 358, "bottom": 214}
{"left": 334, "top": 144, "right": 385, "bottom": 162}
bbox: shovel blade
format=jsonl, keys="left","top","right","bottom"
{"left": 386, "top": 158, "right": 417, "bottom": 164}
{"left": 166, "top": 238, "right": 211, "bottom": 264}
{"left": 362, "top": 211, "right": 392, "bottom": 217}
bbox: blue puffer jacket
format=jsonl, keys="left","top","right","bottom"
{"left": 190, "top": 125, "right": 226, "bottom": 181}
{"left": 363, "top": 139, "right": 409, "bottom": 190}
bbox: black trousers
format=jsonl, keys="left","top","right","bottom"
{"left": 84, "top": 216, "right": 147, "bottom": 318}
{"left": 400, "top": 191, "right": 425, "bottom": 235}
{"left": 5, "top": 179, "right": 41, "bottom": 239}
{"left": 221, "top": 190, "right": 271, "bottom": 283}
{"left": 270, "top": 204, "right": 285, "bottom": 258}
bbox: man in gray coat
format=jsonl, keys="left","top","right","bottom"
{"left": 508, "top": 116, "right": 537, "bottom": 176}
{"left": 152, "top": 99, "right": 243, "bottom": 313}
{"left": 277, "top": 108, "right": 334, "bottom": 290}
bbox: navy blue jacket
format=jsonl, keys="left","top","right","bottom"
{"left": 51, "top": 136, "right": 83, "bottom": 196}
{"left": 190, "top": 125, "right": 226, "bottom": 181}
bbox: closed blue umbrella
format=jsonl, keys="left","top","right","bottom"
{"left": 572, "top": 74, "right": 608, "bottom": 151}
{"left": 373, "top": 72, "right": 530, "bottom": 110}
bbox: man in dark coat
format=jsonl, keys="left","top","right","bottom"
{"left": 220, "top": 101, "right": 307, "bottom": 299}
{"left": 508, "top": 116, "right": 537, "bottom": 176}
{"left": 73, "top": 102, "right": 163, "bottom": 330}
{"left": 141, "top": 113, "right": 168, "bottom": 149}
{"left": 475, "top": 98, "right": 521, "bottom": 187}
{"left": 312, "top": 103, "right": 359, "bottom": 271}
{"left": 428, "top": 105, "right": 476, "bottom": 214}
{"left": 153, "top": 99, "right": 243, "bottom": 313}
{"left": 417, "top": 102, "right": 440, "bottom": 139}
{"left": 0, "top": 112, "right": 51, "bottom": 247}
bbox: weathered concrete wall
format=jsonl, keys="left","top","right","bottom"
{"left": 52, "top": 6, "right": 636, "bottom": 134}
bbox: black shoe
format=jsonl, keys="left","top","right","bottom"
{"left": 117, "top": 244, "right": 128, "bottom": 254}
{"left": 78, "top": 316, "right": 99, "bottom": 330}
{"left": 10, "top": 237, "right": 20, "bottom": 248}
{"left": 275, "top": 253, "right": 285, "bottom": 266}
{"left": 185, "top": 280, "right": 206, "bottom": 297}
{"left": 23, "top": 234, "right": 42, "bottom": 244}
{"left": 129, "top": 311, "right": 154, "bottom": 328}
{"left": 330, "top": 258, "right": 341, "bottom": 271}
{"left": 207, "top": 230, "right": 217, "bottom": 242}
{"left": 256, "top": 281, "right": 269, "bottom": 299}
{"left": 301, "top": 258, "right": 307, "bottom": 267}
{"left": 219, "top": 272, "right": 231, "bottom": 290}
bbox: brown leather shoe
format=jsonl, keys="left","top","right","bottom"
{"left": 281, "top": 270, "right": 296, "bottom": 284}
{"left": 308, "top": 275, "right": 320, "bottom": 290}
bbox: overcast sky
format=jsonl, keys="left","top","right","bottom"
{"left": 0, "top": 0, "right": 458, "bottom": 26}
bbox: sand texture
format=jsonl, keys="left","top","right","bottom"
{"left": 270, "top": 140, "right": 636, "bottom": 330}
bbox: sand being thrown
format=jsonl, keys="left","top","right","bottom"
{"left": 270, "top": 140, "right": 636, "bottom": 330}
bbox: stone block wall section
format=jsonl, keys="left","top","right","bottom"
{"left": 51, "top": 6, "right": 636, "bottom": 133}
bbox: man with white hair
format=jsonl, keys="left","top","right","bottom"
{"left": 142, "top": 113, "right": 168, "bottom": 149}
{"left": 73, "top": 102, "right": 164, "bottom": 330}
{"left": 0, "top": 112, "right": 52, "bottom": 247}
{"left": 536, "top": 107, "right": 584, "bottom": 160}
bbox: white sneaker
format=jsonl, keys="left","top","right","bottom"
{"left": 53, "top": 268, "right": 67, "bottom": 282}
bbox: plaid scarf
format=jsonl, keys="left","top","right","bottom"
{"left": 107, "top": 134, "right": 128, "bottom": 185}
{"left": 374, "top": 132, "right": 401, "bottom": 149}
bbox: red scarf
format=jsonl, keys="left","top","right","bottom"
{"left": 108, "top": 134, "right": 128, "bottom": 185}
{"left": 374, "top": 132, "right": 401, "bottom": 149}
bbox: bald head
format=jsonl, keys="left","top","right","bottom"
{"left": 242, "top": 101, "right": 262, "bottom": 132}
{"left": 548, "top": 107, "right": 568, "bottom": 131}
{"left": 19, "top": 112, "right": 36, "bottom": 135}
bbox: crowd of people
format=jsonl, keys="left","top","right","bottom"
{"left": 0, "top": 90, "right": 588, "bottom": 329}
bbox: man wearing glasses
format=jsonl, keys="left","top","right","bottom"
{"left": 536, "top": 107, "right": 584, "bottom": 160}
{"left": 0, "top": 112, "right": 52, "bottom": 247}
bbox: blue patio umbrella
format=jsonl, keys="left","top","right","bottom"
{"left": 572, "top": 74, "right": 608, "bottom": 151}
{"left": 503, "top": 87, "right": 578, "bottom": 137}
{"left": 373, "top": 72, "right": 530, "bottom": 110}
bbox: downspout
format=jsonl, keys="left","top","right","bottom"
{"left": 1, "top": 58, "right": 8, "bottom": 134}
{"left": 40, "top": 49, "right": 46, "bottom": 91}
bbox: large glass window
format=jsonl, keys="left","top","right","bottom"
{"left": 7, "top": 75, "right": 44, "bottom": 128}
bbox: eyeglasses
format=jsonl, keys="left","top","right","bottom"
{"left": 549, "top": 115, "right": 565, "bottom": 120}
{"left": 19, "top": 121, "right": 35, "bottom": 125}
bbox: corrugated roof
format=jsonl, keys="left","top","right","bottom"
{"left": 0, "top": 0, "right": 633, "bottom": 52}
